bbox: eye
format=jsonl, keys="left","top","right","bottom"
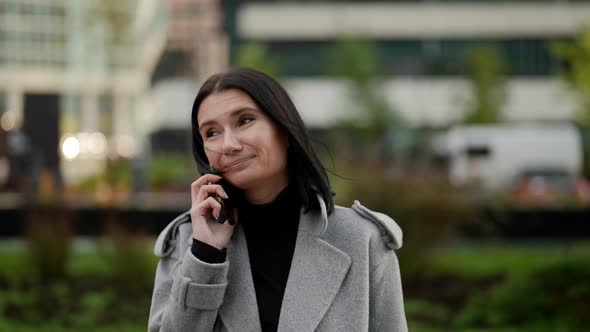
{"left": 205, "top": 128, "right": 220, "bottom": 138}
{"left": 239, "top": 115, "right": 255, "bottom": 126}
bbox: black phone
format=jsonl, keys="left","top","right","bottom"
{"left": 207, "top": 175, "right": 238, "bottom": 225}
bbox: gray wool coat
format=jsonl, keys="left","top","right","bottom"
{"left": 148, "top": 196, "right": 408, "bottom": 332}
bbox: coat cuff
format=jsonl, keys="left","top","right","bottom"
{"left": 181, "top": 248, "right": 229, "bottom": 284}
{"left": 170, "top": 249, "right": 229, "bottom": 310}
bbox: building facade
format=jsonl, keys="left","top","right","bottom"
{"left": 220, "top": 0, "right": 590, "bottom": 127}
{"left": 0, "top": 0, "right": 167, "bottom": 181}
{"left": 162, "top": 0, "right": 228, "bottom": 81}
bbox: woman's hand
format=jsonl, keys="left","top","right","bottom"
{"left": 190, "top": 173, "right": 237, "bottom": 251}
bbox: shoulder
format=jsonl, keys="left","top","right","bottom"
{"left": 329, "top": 201, "right": 403, "bottom": 250}
{"left": 153, "top": 211, "right": 192, "bottom": 258}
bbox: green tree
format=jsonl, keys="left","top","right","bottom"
{"left": 552, "top": 29, "right": 590, "bottom": 126}
{"left": 461, "top": 45, "right": 508, "bottom": 124}
{"left": 326, "top": 37, "right": 402, "bottom": 161}
{"left": 552, "top": 29, "right": 590, "bottom": 176}
{"left": 235, "top": 43, "right": 280, "bottom": 78}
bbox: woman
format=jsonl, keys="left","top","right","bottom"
{"left": 149, "top": 68, "right": 407, "bottom": 332}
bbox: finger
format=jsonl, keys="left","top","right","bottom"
{"left": 191, "top": 173, "right": 222, "bottom": 198}
{"left": 191, "top": 173, "right": 222, "bottom": 190}
{"left": 190, "top": 174, "right": 222, "bottom": 202}
{"left": 195, "top": 184, "right": 228, "bottom": 203}
{"left": 193, "top": 196, "right": 222, "bottom": 219}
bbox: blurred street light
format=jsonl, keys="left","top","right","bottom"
{"left": 60, "top": 132, "right": 109, "bottom": 160}
{"left": 1, "top": 111, "right": 16, "bottom": 132}
{"left": 61, "top": 136, "right": 80, "bottom": 160}
{"left": 116, "top": 134, "right": 138, "bottom": 159}
{"left": 88, "top": 132, "right": 107, "bottom": 158}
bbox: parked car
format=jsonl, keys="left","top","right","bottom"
{"left": 509, "top": 169, "right": 590, "bottom": 207}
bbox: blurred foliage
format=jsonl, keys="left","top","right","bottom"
{"left": 147, "top": 153, "right": 194, "bottom": 192}
{"left": 107, "top": 159, "right": 133, "bottom": 186}
{"left": 73, "top": 158, "right": 133, "bottom": 203}
{"left": 84, "top": 0, "right": 135, "bottom": 49}
{"left": 25, "top": 207, "right": 72, "bottom": 281}
{"left": 325, "top": 37, "right": 403, "bottom": 161}
{"left": 326, "top": 37, "right": 382, "bottom": 84}
{"left": 429, "top": 244, "right": 590, "bottom": 281}
{"left": 74, "top": 154, "right": 193, "bottom": 196}
{"left": 98, "top": 223, "right": 155, "bottom": 297}
{"left": 235, "top": 43, "right": 280, "bottom": 78}
{"left": 75, "top": 159, "right": 132, "bottom": 192}
{"left": 461, "top": 45, "right": 508, "bottom": 124}
{"left": 552, "top": 30, "right": 590, "bottom": 177}
{"left": 333, "top": 161, "right": 479, "bottom": 277}
{"left": 2, "top": 238, "right": 589, "bottom": 331}
{"left": 323, "top": 38, "right": 484, "bottom": 279}
{"left": 405, "top": 299, "right": 451, "bottom": 323}
{"left": 403, "top": 243, "right": 590, "bottom": 331}
{"left": 0, "top": 215, "right": 157, "bottom": 330}
{"left": 455, "top": 257, "right": 590, "bottom": 331}
{"left": 552, "top": 29, "right": 590, "bottom": 127}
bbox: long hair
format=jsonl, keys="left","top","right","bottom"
{"left": 191, "top": 68, "right": 334, "bottom": 215}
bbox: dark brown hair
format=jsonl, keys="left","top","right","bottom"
{"left": 191, "top": 68, "right": 334, "bottom": 215}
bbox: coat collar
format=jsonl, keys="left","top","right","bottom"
{"left": 298, "top": 192, "right": 329, "bottom": 236}
{"left": 218, "top": 194, "right": 351, "bottom": 331}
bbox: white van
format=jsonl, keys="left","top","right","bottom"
{"left": 433, "top": 123, "right": 583, "bottom": 192}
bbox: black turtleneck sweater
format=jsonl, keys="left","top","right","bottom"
{"left": 191, "top": 184, "right": 301, "bottom": 332}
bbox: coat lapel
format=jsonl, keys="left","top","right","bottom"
{"left": 218, "top": 226, "right": 262, "bottom": 331}
{"left": 219, "top": 195, "right": 351, "bottom": 331}
{"left": 277, "top": 196, "right": 352, "bottom": 332}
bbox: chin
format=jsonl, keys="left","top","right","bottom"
{"left": 222, "top": 166, "right": 287, "bottom": 192}
{"left": 222, "top": 171, "right": 257, "bottom": 190}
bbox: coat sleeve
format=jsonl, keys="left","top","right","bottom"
{"left": 148, "top": 222, "right": 229, "bottom": 332}
{"left": 369, "top": 249, "right": 408, "bottom": 332}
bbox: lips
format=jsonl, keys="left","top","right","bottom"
{"left": 223, "top": 156, "right": 255, "bottom": 170}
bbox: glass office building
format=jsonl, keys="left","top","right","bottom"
{"left": 0, "top": 0, "right": 167, "bottom": 180}
{"left": 217, "top": 0, "right": 590, "bottom": 127}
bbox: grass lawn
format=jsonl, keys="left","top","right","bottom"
{"left": 405, "top": 241, "right": 590, "bottom": 332}
{"left": 0, "top": 240, "right": 157, "bottom": 332}
{"left": 1, "top": 240, "right": 589, "bottom": 331}
{"left": 428, "top": 241, "right": 590, "bottom": 280}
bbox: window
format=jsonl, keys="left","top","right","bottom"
{"left": 61, "top": 94, "right": 82, "bottom": 133}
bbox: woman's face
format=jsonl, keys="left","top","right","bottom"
{"left": 197, "top": 88, "right": 289, "bottom": 194}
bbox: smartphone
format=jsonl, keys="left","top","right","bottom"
{"left": 207, "top": 175, "right": 238, "bottom": 225}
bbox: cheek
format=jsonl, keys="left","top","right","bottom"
{"left": 204, "top": 150, "right": 220, "bottom": 168}
{"left": 268, "top": 135, "right": 289, "bottom": 167}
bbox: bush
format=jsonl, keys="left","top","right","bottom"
{"left": 147, "top": 153, "right": 194, "bottom": 192}
{"left": 99, "top": 223, "right": 156, "bottom": 297}
{"left": 0, "top": 210, "right": 156, "bottom": 329}
{"left": 25, "top": 206, "right": 72, "bottom": 281}
{"left": 73, "top": 158, "right": 133, "bottom": 204}
{"left": 455, "top": 257, "right": 590, "bottom": 331}
{"left": 333, "top": 162, "right": 478, "bottom": 277}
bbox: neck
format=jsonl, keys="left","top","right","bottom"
{"left": 244, "top": 175, "right": 289, "bottom": 205}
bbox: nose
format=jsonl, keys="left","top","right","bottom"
{"left": 221, "top": 130, "right": 243, "bottom": 154}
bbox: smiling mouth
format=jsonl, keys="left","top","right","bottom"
{"left": 223, "top": 156, "right": 255, "bottom": 170}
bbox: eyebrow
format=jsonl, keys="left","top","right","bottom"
{"left": 198, "top": 107, "right": 259, "bottom": 131}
